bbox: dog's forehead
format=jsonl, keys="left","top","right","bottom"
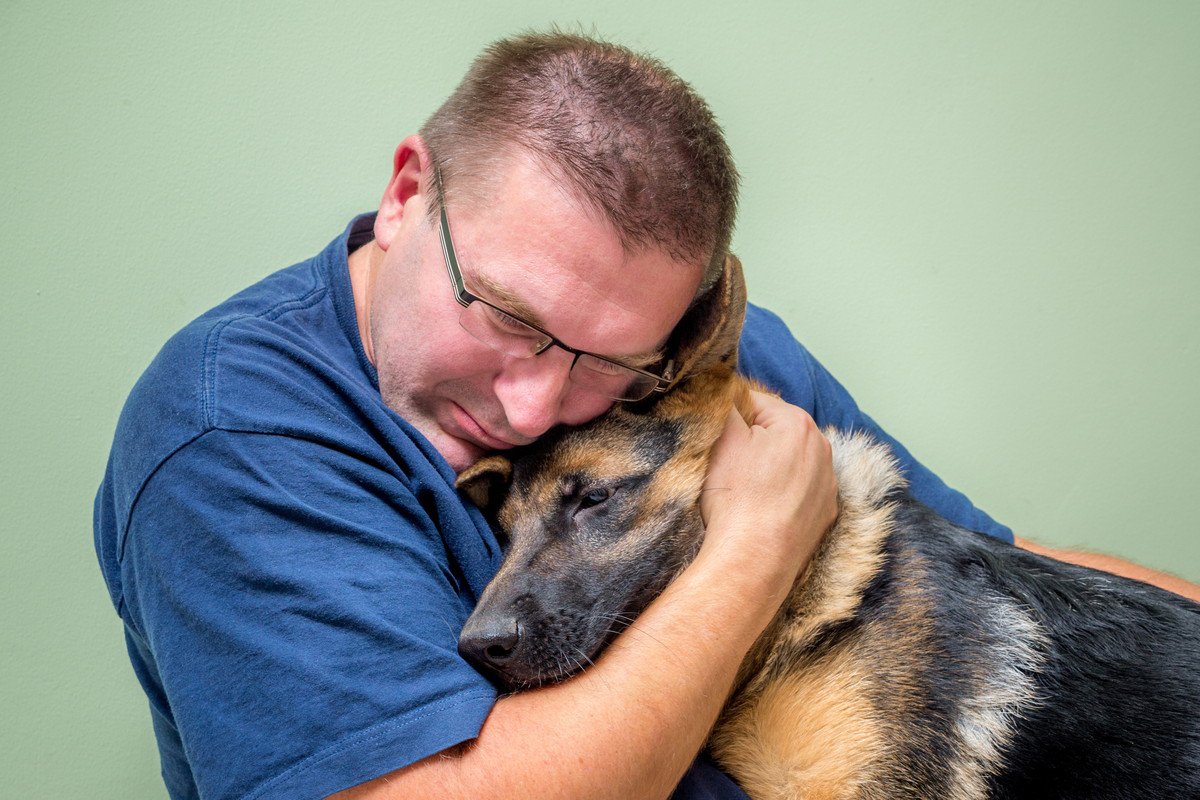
{"left": 514, "top": 412, "right": 680, "bottom": 490}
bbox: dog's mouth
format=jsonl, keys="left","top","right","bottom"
{"left": 459, "top": 587, "right": 652, "bottom": 690}
{"left": 459, "top": 498, "right": 708, "bottom": 690}
{"left": 460, "top": 554, "right": 699, "bottom": 690}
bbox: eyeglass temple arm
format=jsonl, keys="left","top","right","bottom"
{"left": 652, "top": 359, "right": 677, "bottom": 393}
{"left": 438, "top": 205, "right": 473, "bottom": 309}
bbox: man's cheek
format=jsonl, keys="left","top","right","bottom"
{"left": 558, "top": 393, "right": 616, "bottom": 427}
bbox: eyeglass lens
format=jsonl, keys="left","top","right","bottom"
{"left": 458, "top": 301, "right": 656, "bottom": 401}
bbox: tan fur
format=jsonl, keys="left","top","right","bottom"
{"left": 707, "top": 419, "right": 921, "bottom": 799}
{"left": 458, "top": 248, "right": 1048, "bottom": 797}
{"left": 712, "top": 644, "right": 892, "bottom": 800}
{"left": 546, "top": 422, "right": 657, "bottom": 481}
{"left": 637, "top": 367, "right": 745, "bottom": 531}
{"left": 775, "top": 450, "right": 900, "bottom": 654}
{"left": 705, "top": 424, "right": 1044, "bottom": 799}
{"left": 456, "top": 455, "right": 513, "bottom": 512}
{"left": 651, "top": 373, "right": 1038, "bottom": 798}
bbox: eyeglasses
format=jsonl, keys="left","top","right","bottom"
{"left": 436, "top": 199, "right": 675, "bottom": 402}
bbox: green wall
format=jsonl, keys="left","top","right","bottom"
{"left": 3, "top": 2, "right": 1197, "bottom": 796}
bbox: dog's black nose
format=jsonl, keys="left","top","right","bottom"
{"left": 459, "top": 614, "right": 521, "bottom": 671}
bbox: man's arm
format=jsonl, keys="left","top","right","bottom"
{"left": 334, "top": 392, "right": 838, "bottom": 800}
{"left": 1015, "top": 536, "right": 1200, "bottom": 602}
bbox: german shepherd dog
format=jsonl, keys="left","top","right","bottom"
{"left": 455, "top": 256, "right": 1200, "bottom": 799}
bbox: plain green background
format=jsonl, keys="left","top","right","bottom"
{"left": 3, "top": 2, "right": 1197, "bottom": 797}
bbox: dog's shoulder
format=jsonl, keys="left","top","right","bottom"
{"left": 886, "top": 494, "right": 1200, "bottom": 797}
{"left": 826, "top": 428, "right": 907, "bottom": 513}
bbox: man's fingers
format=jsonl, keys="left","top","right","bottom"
{"left": 742, "top": 389, "right": 802, "bottom": 430}
{"left": 708, "top": 403, "right": 750, "bottom": 460}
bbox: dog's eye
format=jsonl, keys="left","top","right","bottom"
{"left": 578, "top": 487, "right": 613, "bottom": 511}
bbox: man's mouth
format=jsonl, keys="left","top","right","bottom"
{"left": 450, "top": 402, "right": 524, "bottom": 450}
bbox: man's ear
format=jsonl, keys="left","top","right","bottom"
{"left": 455, "top": 455, "right": 514, "bottom": 518}
{"left": 374, "top": 134, "right": 436, "bottom": 251}
{"left": 666, "top": 254, "right": 748, "bottom": 385}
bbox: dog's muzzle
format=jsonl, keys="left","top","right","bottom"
{"left": 458, "top": 610, "right": 522, "bottom": 676}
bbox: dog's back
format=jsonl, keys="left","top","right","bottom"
{"left": 457, "top": 375, "right": 1200, "bottom": 799}
{"left": 909, "top": 504, "right": 1200, "bottom": 798}
{"left": 711, "top": 429, "right": 1200, "bottom": 799}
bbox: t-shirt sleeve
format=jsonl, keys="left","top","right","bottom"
{"left": 672, "top": 754, "right": 752, "bottom": 799}
{"left": 118, "top": 428, "right": 497, "bottom": 800}
{"left": 738, "top": 304, "right": 1013, "bottom": 543}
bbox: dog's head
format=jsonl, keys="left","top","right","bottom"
{"left": 455, "top": 254, "right": 749, "bottom": 690}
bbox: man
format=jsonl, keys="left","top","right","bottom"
{"left": 94, "top": 32, "right": 1197, "bottom": 800}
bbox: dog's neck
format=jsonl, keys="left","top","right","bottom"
{"left": 659, "top": 369, "right": 903, "bottom": 674}
{"left": 708, "top": 418, "right": 906, "bottom": 693}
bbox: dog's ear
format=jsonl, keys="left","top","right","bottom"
{"left": 456, "top": 455, "right": 514, "bottom": 517}
{"left": 667, "top": 253, "right": 747, "bottom": 386}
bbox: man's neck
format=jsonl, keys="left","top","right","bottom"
{"left": 346, "top": 239, "right": 384, "bottom": 366}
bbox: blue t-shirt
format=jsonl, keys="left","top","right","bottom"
{"left": 94, "top": 214, "right": 1011, "bottom": 800}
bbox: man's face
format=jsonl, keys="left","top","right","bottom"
{"left": 357, "top": 150, "right": 702, "bottom": 472}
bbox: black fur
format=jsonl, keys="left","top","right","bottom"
{"left": 460, "top": 415, "right": 1200, "bottom": 796}
{"left": 844, "top": 498, "right": 1200, "bottom": 798}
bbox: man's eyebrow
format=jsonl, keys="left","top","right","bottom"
{"left": 472, "top": 273, "right": 666, "bottom": 369}
{"left": 474, "top": 273, "right": 548, "bottom": 329}
{"left": 613, "top": 345, "right": 667, "bottom": 369}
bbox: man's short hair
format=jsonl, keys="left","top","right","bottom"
{"left": 421, "top": 30, "right": 739, "bottom": 294}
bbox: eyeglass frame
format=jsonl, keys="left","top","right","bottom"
{"left": 434, "top": 192, "right": 677, "bottom": 402}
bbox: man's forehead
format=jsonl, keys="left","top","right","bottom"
{"left": 445, "top": 151, "right": 703, "bottom": 364}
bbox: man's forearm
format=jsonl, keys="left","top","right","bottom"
{"left": 1015, "top": 536, "right": 1200, "bottom": 603}
{"left": 333, "top": 393, "right": 836, "bottom": 800}
{"left": 331, "top": 537, "right": 790, "bottom": 800}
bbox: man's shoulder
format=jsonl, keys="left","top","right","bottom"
{"left": 737, "top": 303, "right": 820, "bottom": 408}
{"left": 104, "top": 252, "right": 382, "bottom": 510}
{"left": 740, "top": 302, "right": 817, "bottom": 359}
{"left": 120, "top": 260, "right": 331, "bottom": 435}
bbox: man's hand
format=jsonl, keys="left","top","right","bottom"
{"left": 332, "top": 392, "right": 840, "bottom": 800}
{"left": 699, "top": 390, "right": 839, "bottom": 604}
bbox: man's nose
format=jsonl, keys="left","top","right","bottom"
{"left": 493, "top": 348, "right": 575, "bottom": 439}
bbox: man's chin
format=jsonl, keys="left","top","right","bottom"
{"left": 407, "top": 399, "right": 510, "bottom": 472}
{"left": 436, "top": 434, "right": 487, "bottom": 474}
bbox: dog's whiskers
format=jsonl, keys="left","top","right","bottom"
{"left": 591, "top": 610, "right": 677, "bottom": 657}
{"left": 569, "top": 642, "right": 597, "bottom": 669}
